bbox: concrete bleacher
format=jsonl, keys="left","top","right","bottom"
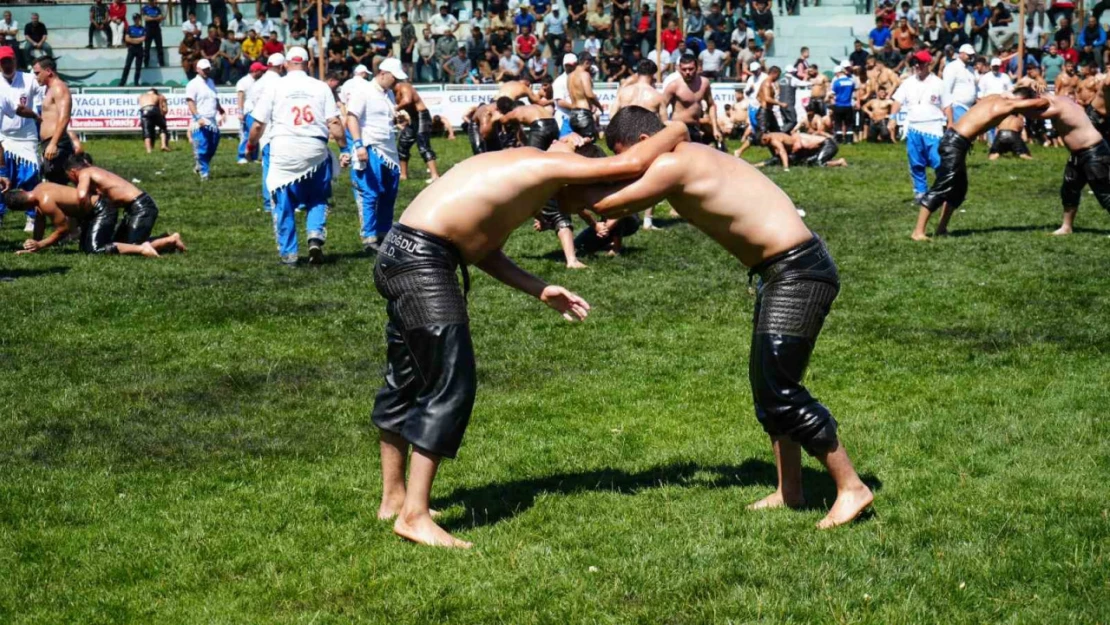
{"left": 763, "top": 0, "right": 874, "bottom": 72}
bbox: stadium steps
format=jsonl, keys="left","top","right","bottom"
{"left": 763, "top": 0, "right": 874, "bottom": 71}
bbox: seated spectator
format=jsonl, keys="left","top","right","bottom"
{"left": 22, "top": 12, "right": 52, "bottom": 66}
{"left": 1060, "top": 37, "right": 1079, "bottom": 64}
{"left": 706, "top": 3, "right": 727, "bottom": 31}
{"left": 611, "top": 0, "right": 630, "bottom": 22}
{"left": 877, "top": 39, "right": 904, "bottom": 69}
{"left": 1023, "top": 16, "right": 1047, "bottom": 58}
{"left": 516, "top": 24, "right": 539, "bottom": 60}
{"left": 0, "top": 11, "right": 19, "bottom": 53}
{"left": 334, "top": 0, "right": 352, "bottom": 21}
{"left": 749, "top": 0, "right": 774, "bottom": 50}
{"left": 989, "top": 1, "right": 1016, "bottom": 51}
{"left": 443, "top": 45, "right": 472, "bottom": 82}
{"left": 252, "top": 12, "right": 279, "bottom": 39}
{"left": 687, "top": 5, "right": 706, "bottom": 34}
{"left": 583, "top": 32, "right": 602, "bottom": 59}
{"left": 228, "top": 11, "right": 248, "bottom": 42}
{"left": 896, "top": 1, "right": 919, "bottom": 28}
{"left": 288, "top": 11, "right": 308, "bottom": 46}
{"left": 242, "top": 29, "right": 264, "bottom": 64}
{"left": 708, "top": 23, "right": 730, "bottom": 51}
{"left": 528, "top": 53, "right": 549, "bottom": 80}
{"left": 467, "top": 59, "right": 495, "bottom": 83}
{"left": 108, "top": 0, "right": 127, "bottom": 48}
{"left": 263, "top": 31, "right": 285, "bottom": 57}
{"left": 514, "top": 6, "right": 537, "bottom": 34}
{"left": 870, "top": 16, "right": 893, "bottom": 52}
{"left": 371, "top": 22, "right": 394, "bottom": 69}
{"left": 259, "top": 0, "right": 287, "bottom": 35}
{"left": 498, "top": 46, "right": 524, "bottom": 79}
{"left": 374, "top": 18, "right": 394, "bottom": 52}
{"left": 220, "top": 27, "right": 244, "bottom": 83}
{"left": 699, "top": 37, "right": 728, "bottom": 78}
{"left": 472, "top": 9, "right": 490, "bottom": 35}
{"left": 922, "top": 16, "right": 947, "bottom": 51}
{"left": 466, "top": 25, "right": 487, "bottom": 67}
{"left": 948, "top": 20, "right": 971, "bottom": 49}
{"left": 182, "top": 12, "right": 202, "bottom": 37}
{"left": 567, "top": 0, "right": 589, "bottom": 39}
{"left": 970, "top": 0, "right": 992, "bottom": 53}
{"left": 731, "top": 17, "right": 753, "bottom": 53}
{"left": 1042, "top": 42, "right": 1065, "bottom": 80}
{"left": 327, "top": 31, "right": 350, "bottom": 73}
{"left": 588, "top": 4, "right": 613, "bottom": 39}
{"left": 662, "top": 19, "right": 682, "bottom": 53}
{"left": 736, "top": 37, "right": 757, "bottom": 75}
{"left": 849, "top": 39, "right": 869, "bottom": 67}
{"left": 89, "top": 0, "right": 110, "bottom": 49}
{"left": 604, "top": 49, "right": 628, "bottom": 81}
{"left": 435, "top": 29, "right": 459, "bottom": 79}
{"left": 1076, "top": 15, "right": 1106, "bottom": 70}
{"left": 875, "top": 0, "right": 897, "bottom": 27}
{"left": 636, "top": 6, "right": 655, "bottom": 52}
{"left": 943, "top": 0, "right": 966, "bottom": 30}
{"left": 490, "top": 25, "right": 513, "bottom": 56}
{"left": 430, "top": 4, "right": 458, "bottom": 39}
{"left": 1054, "top": 16, "right": 1075, "bottom": 48}
{"left": 490, "top": 8, "right": 512, "bottom": 34}
{"left": 199, "top": 25, "right": 224, "bottom": 82}
{"left": 333, "top": 17, "right": 351, "bottom": 39}
{"left": 179, "top": 31, "right": 201, "bottom": 80}
{"left": 892, "top": 17, "right": 918, "bottom": 53}
{"left": 532, "top": 0, "right": 553, "bottom": 20}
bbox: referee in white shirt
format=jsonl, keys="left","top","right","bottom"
{"left": 942, "top": 44, "right": 979, "bottom": 126}
{"left": 186, "top": 59, "right": 223, "bottom": 181}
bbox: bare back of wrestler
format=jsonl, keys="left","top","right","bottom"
{"left": 611, "top": 65, "right": 666, "bottom": 120}
{"left": 497, "top": 79, "right": 549, "bottom": 105}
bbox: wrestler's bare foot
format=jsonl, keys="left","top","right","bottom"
{"left": 817, "top": 484, "right": 873, "bottom": 529}
{"left": 566, "top": 259, "right": 588, "bottom": 269}
{"left": 606, "top": 249, "right": 619, "bottom": 257}
{"left": 161, "top": 146, "right": 171, "bottom": 152}
{"left": 1020, "top": 154, "right": 1033, "bottom": 160}
{"left": 171, "top": 233, "right": 188, "bottom": 252}
{"left": 1051, "top": 226, "right": 1073, "bottom": 235}
{"left": 394, "top": 511, "right": 472, "bottom": 548}
{"left": 747, "top": 490, "right": 805, "bottom": 511}
{"left": 988, "top": 153, "right": 1000, "bottom": 160}
{"left": 140, "top": 242, "right": 160, "bottom": 257}
{"left": 910, "top": 232, "right": 930, "bottom": 242}
{"left": 378, "top": 491, "right": 406, "bottom": 520}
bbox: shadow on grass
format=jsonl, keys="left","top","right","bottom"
{"left": 435, "top": 459, "right": 883, "bottom": 530}
{"left": 944, "top": 224, "right": 1110, "bottom": 238}
{"left": 0, "top": 267, "right": 71, "bottom": 282}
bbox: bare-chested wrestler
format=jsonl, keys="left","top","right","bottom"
{"left": 5, "top": 179, "right": 184, "bottom": 257}
{"left": 799, "top": 101, "right": 832, "bottom": 137}
{"left": 560, "top": 106, "right": 874, "bottom": 530}
{"left": 726, "top": 95, "right": 754, "bottom": 157}
{"left": 138, "top": 87, "right": 170, "bottom": 154}
{"left": 662, "top": 52, "right": 721, "bottom": 145}
{"left": 394, "top": 80, "right": 440, "bottom": 182}
{"left": 987, "top": 113, "right": 1032, "bottom": 160}
{"left": 756, "top": 131, "right": 848, "bottom": 169}
{"left": 496, "top": 77, "right": 551, "bottom": 106}
{"left": 1076, "top": 64, "right": 1100, "bottom": 108}
{"left": 914, "top": 88, "right": 1048, "bottom": 240}
{"left": 30, "top": 58, "right": 75, "bottom": 185}
{"left": 462, "top": 102, "right": 502, "bottom": 154}
{"left": 756, "top": 66, "right": 786, "bottom": 136}
{"left": 1054, "top": 61, "right": 1079, "bottom": 99}
{"left": 610, "top": 60, "right": 667, "bottom": 121}
{"left": 862, "top": 86, "right": 896, "bottom": 142}
{"left": 370, "top": 121, "right": 688, "bottom": 549}
{"left": 807, "top": 65, "right": 829, "bottom": 117}
{"left": 560, "top": 55, "right": 602, "bottom": 141}
{"left": 1033, "top": 91, "right": 1110, "bottom": 235}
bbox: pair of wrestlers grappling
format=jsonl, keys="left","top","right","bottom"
{"left": 372, "top": 105, "right": 875, "bottom": 549}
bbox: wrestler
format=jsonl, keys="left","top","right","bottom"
{"left": 462, "top": 102, "right": 501, "bottom": 155}
{"left": 756, "top": 66, "right": 786, "bottom": 136}
{"left": 799, "top": 100, "right": 832, "bottom": 137}
{"left": 6, "top": 180, "right": 183, "bottom": 257}
{"left": 394, "top": 80, "right": 440, "bottom": 182}
{"left": 561, "top": 54, "right": 601, "bottom": 140}
{"left": 496, "top": 77, "right": 551, "bottom": 106}
{"left": 988, "top": 114, "right": 1033, "bottom": 160}
{"left": 1035, "top": 92, "right": 1110, "bottom": 235}
{"left": 807, "top": 65, "right": 830, "bottom": 117}
{"left": 1076, "top": 64, "right": 1100, "bottom": 108}
{"left": 610, "top": 60, "right": 667, "bottom": 121}
{"left": 1054, "top": 61, "right": 1079, "bottom": 99}
{"left": 862, "top": 87, "right": 896, "bottom": 143}
{"left": 756, "top": 131, "right": 848, "bottom": 169}
{"left": 31, "top": 58, "right": 76, "bottom": 185}
{"left": 138, "top": 87, "right": 170, "bottom": 154}
{"left": 371, "top": 121, "right": 688, "bottom": 548}
{"left": 663, "top": 53, "right": 721, "bottom": 145}
{"left": 561, "top": 107, "right": 874, "bottom": 529}
{"left": 914, "top": 88, "right": 1048, "bottom": 240}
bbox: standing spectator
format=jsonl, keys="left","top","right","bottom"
{"left": 182, "top": 13, "right": 203, "bottom": 38}
{"left": 1076, "top": 15, "right": 1105, "bottom": 70}
{"left": 22, "top": 13, "right": 52, "bottom": 67}
{"left": 793, "top": 46, "right": 809, "bottom": 78}
{"left": 978, "top": 57, "right": 1013, "bottom": 95}
{"left": 515, "top": 24, "right": 539, "bottom": 60}
{"left": 969, "top": 0, "right": 992, "bottom": 52}
{"left": 892, "top": 17, "right": 918, "bottom": 54}
{"left": 1048, "top": 0, "right": 1075, "bottom": 28}
{"left": 430, "top": 5, "right": 459, "bottom": 39}
{"left": 1042, "top": 42, "right": 1064, "bottom": 81}
{"left": 400, "top": 12, "right": 417, "bottom": 75}
{"left": 435, "top": 29, "right": 459, "bottom": 80}
{"left": 180, "top": 0, "right": 197, "bottom": 23}
{"left": 750, "top": 0, "right": 774, "bottom": 51}
{"left": 120, "top": 13, "right": 146, "bottom": 85}
{"left": 220, "top": 27, "right": 244, "bottom": 83}
{"left": 443, "top": 44, "right": 471, "bottom": 82}
{"left": 870, "top": 16, "right": 892, "bottom": 52}
{"left": 568, "top": 0, "right": 589, "bottom": 40}
{"left": 210, "top": 0, "right": 229, "bottom": 27}
{"left": 544, "top": 6, "right": 566, "bottom": 57}
{"left": 588, "top": 4, "right": 613, "bottom": 39}
{"left": 263, "top": 31, "right": 285, "bottom": 57}
{"left": 200, "top": 25, "right": 224, "bottom": 83}
{"left": 89, "top": 0, "right": 110, "bottom": 49}
{"left": 890, "top": 50, "right": 944, "bottom": 204}
{"left": 179, "top": 31, "right": 201, "bottom": 80}
{"left": 416, "top": 28, "right": 437, "bottom": 82}
{"left": 989, "top": 1, "right": 1016, "bottom": 52}
{"left": 941, "top": 43, "right": 977, "bottom": 124}
{"left": 242, "top": 29, "right": 264, "bottom": 64}
{"left": 699, "top": 38, "right": 728, "bottom": 78}
{"left": 497, "top": 46, "right": 523, "bottom": 79}
{"left": 896, "top": 1, "right": 920, "bottom": 28}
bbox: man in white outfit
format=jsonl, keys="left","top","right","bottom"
{"left": 338, "top": 64, "right": 370, "bottom": 218}
{"left": 249, "top": 46, "right": 349, "bottom": 266}
{"left": 247, "top": 52, "right": 285, "bottom": 213}
{"left": 890, "top": 49, "right": 946, "bottom": 202}
{"left": 185, "top": 58, "right": 223, "bottom": 181}
{"left": 942, "top": 43, "right": 979, "bottom": 126}
{"left": 0, "top": 45, "right": 45, "bottom": 232}
{"left": 236, "top": 61, "right": 266, "bottom": 164}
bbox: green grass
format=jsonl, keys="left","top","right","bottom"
{"left": 1, "top": 136, "right": 1108, "bottom": 624}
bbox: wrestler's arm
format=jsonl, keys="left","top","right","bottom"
{"left": 548, "top": 121, "right": 688, "bottom": 184}
{"left": 394, "top": 88, "right": 413, "bottom": 110}
{"left": 582, "top": 76, "right": 601, "bottom": 112}
{"left": 704, "top": 87, "right": 721, "bottom": 139}
{"left": 49, "top": 83, "right": 72, "bottom": 156}
{"left": 18, "top": 200, "right": 65, "bottom": 253}
{"left": 577, "top": 153, "right": 682, "bottom": 217}
{"left": 75, "top": 170, "right": 93, "bottom": 210}
{"left": 475, "top": 250, "right": 590, "bottom": 321}
{"left": 774, "top": 139, "right": 790, "bottom": 168}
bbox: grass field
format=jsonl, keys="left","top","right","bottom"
{"left": 1, "top": 135, "right": 1108, "bottom": 624}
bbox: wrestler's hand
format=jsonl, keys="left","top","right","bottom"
{"left": 0, "top": 177, "right": 10, "bottom": 192}
{"left": 339, "top": 152, "right": 351, "bottom": 168}
{"left": 560, "top": 132, "right": 589, "bottom": 148}
{"left": 533, "top": 218, "right": 543, "bottom": 231}
{"left": 43, "top": 141, "right": 57, "bottom": 161}
{"left": 197, "top": 118, "right": 210, "bottom": 128}
{"left": 18, "top": 239, "right": 40, "bottom": 253}
{"left": 355, "top": 146, "right": 369, "bottom": 164}
{"left": 540, "top": 285, "right": 590, "bottom": 322}
{"left": 594, "top": 222, "right": 609, "bottom": 238}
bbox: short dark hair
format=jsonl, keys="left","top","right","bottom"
{"left": 495, "top": 96, "right": 516, "bottom": 114}
{"left": 33, "top": 57, "right": 56, "bottom": 72}
{"left": 3, "top": 189, "right": 29, "bottom": 209}
{"left": 605, "top": 106, "right": 665, "bottom": 152}
{"left": 679, "top": 52, "right": 697, "bottom": 65}
{"left": 66, "top": 152, "right": 93, "bottom": 171}
{"left": 636, "top": 59, "right": 657, "bottom": 76}
{"left": 1012, "top": 86, "right": 1036, "bottom": 99}
{"left": 576, "top": 143, "right": 606, "bottom": 158}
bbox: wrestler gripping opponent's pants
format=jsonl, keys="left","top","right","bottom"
{"left": 398, "top": 110, "right": 438, "bottom": 165}
{"left": 574, "top": 214, "right": 640, "bottom": 254}
{"left": 748, "top": 234, "right": 841, "bottom": 456}
{"left": 80, "top": 197, "right": 123, "bottom": 254}
{"left": 1060, "top": 140, "right": 1110, "bottom": 212}
{"left": 920, "top": 129, "right": 972, "bottom": 213}
{"left": 237, "top": 113, "right": 258, "bottom": 162}
{"left": 467, "top": 119, "right": 502, "bottom": 155}
{"left": 40, "top": 133, "right": 76, "bottom": 185}
{"left": 989, "top": 129, "right": 1030, "bottom": 157}
{"left": 114, "top": 192, "right": 159, "bottom": 244}
{"left": 800, "top": 139, "right": 840, "bottom": 167}
{"left": 351, "top": 147, "right": 399, "bottom": 243}
{"left": 192, "top": 124, "right": 220, "bottom": 180}
{"left": 0, "top": 149, "right": 40, "bottom": 222}
{"left": 561, "top": 108, "right": 598, "bottom": 141}
{"left": 524, "top": 118, "right": 560, "bottom": 150}
{"left": 372, "top": 223, "right": 475, "bottom": 459}
{"left": 270, "top": 157, "right": 332, "bottom": 264}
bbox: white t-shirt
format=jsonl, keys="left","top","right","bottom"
{"left": 346, "top": 78, "right": 399, "bottom": 167}
{"left": 499, "top": 54, "right": 524, "bottom": 76}
{"left": 249, "top": 70, "right": 281, "bottom": 140}
{"left": 182, "top": 20, "right": 202, "bottom": 36}
{"left": 528, "top": 56, "right": 548, "bottom": 76}
{"left": 429, "top": 13, "right": 459, "bottom": 36}
{"left": 744, "top": 71, "right": 766, "bottom": 97}
{"left": 941, "top": 57, "right": 977, "bottom": 109}
{"left": 699, "top": 48, "right": 726, "bottom": 73}
{"left": 252, "top": 70, "right": 340, "bottom": 189}
{"left": 892, "top": 73, "right": 945, "bottom": 136}
{"left": 0, "top": 19, "right": 19, "bottom": 39}
{"left": 338, "top": 75, "right": 366, "bottom": 105}
{"left": 583, "top": 37, "right": 601, "bottom": 59}
{"left": 731, "top": 27, "right": 753, "bottom": 48}
{"left": 252, "top": 18, "right": 278, "bottom": 38}
{"left": 552, "top": 72, "right": 570, "bottom": 123}
{"left": 977, "top": 71, "right": 1013, "bottom": 97}
{"left": 185, "top": 75, "right": 220, "bottom": 125}
{"left": 647, "top": 48, "right": 668, "bottom": 68}
{"left": 0, "top": 71, "right": 44, "bottom": 146}
{"left": 236, "top": 74, "right": 257, "bottom": 114}
{"left": 228, "top": 18, "right": 248, "bottom": 41}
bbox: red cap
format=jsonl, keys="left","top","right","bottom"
{"left": 0, "top": 46, "right": 15, "bottom": 61}
{"left": 913, "top": 50, "right": 932, "bottom": 64}
{"left": 249, "top": 61, "right": 266, "bottom": 72}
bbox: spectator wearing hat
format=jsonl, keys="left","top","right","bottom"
{"left": 236, "top": 61, "right": 266, "bottom": 164}
{"left": 978, "top": 57, "right": 1013, "bottom": 96}
{"left": 943, "top": 1, "right": 966, "bottom": 30}
{"left": 889, "top": 49, "right": 945, "bottom": 202}
{"left": 186, "top": 58, "right": 224, "bottom": 181}
{"left": 942, "top": 43, "right": 978, "bottom": 125}
{"left": 947, "top": 20, "right": 971, "bottom": 49}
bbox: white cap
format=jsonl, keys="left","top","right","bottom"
{"left": 353, "top": 64, "right": 370, "bottom": 75}
{"left": 838, "top": 59, "right": 851, "bottom": 69}
{"left": 958, "top": 43, "right": 976, "bottom": 56}
{"left": 267, "top": 52, "right": 286, "bottom": 66}
{"left": 749, "top": 61, "right": 761, "bottom": 71}
{"left": 990, "top": 57, "right": 1002, "bottom": 67}
{"left": 287, "top": 46, "right": 309, "bottom": 63}
{"left": 563, "top": 52, "right": 578, "bottom": 66}
{"left": 196, "top": 59, "right": 212, "bottom": 70}
{"left": 379, "top": 57, "right": 408, "bottom": 80}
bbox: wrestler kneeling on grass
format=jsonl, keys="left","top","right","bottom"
{"left": 371, "top": 122, "right": 688, "bottom": 549}
{"left": 559, "top": 106, "right": 873, "bottom": 529}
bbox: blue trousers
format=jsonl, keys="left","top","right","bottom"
{"left": 237, "top": 114, "right": 258, "bottom": 161}
{"left": 271, "top": 157, "right": 333, "bottom": 262}
{"left": 951, "top": 104, "right": 969, "bottom": 124}
{"left": 261, "top": 144, "right": 272, "bottom": 213}
{"left": 906, "top": 129, "right": 942, "bottom": 195}
{"left": 192, "top": 124, "right": 220, "bottom": 177}
{"left": 0, "top": 154, "right": 40, "bottom": 220}
{"left": 559, "top": 116, "right": 573, "bottom": 138}
{"left": 352, "top": 149, "right": 399, "bottom": 240}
